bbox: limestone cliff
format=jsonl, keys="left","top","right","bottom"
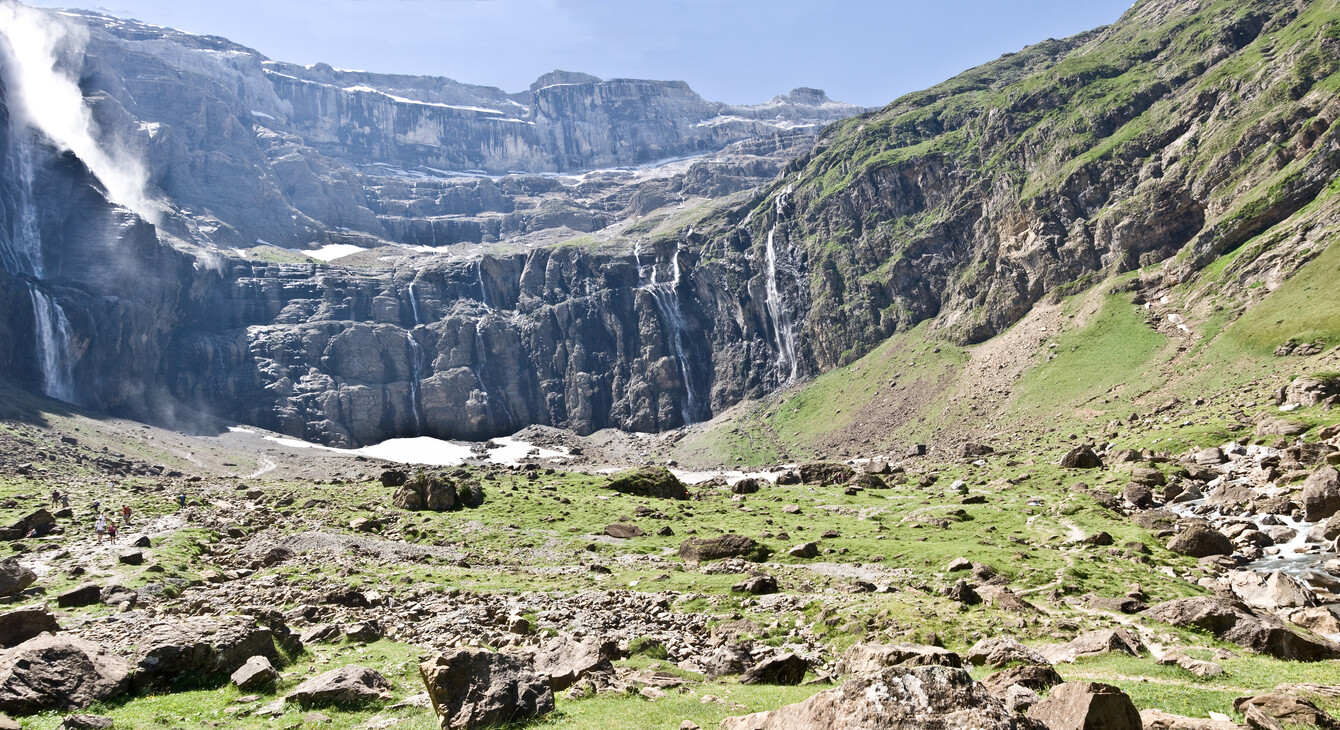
{"left": 4, "top": 0, "right": 1340, "bottom": 450}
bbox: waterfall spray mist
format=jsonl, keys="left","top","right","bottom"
{"left": 0, "top": 2, "right": 158, "bottom": 223}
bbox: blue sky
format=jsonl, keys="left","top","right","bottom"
{"left": 36, "top": 0, "right": 1135, "bottom": 106}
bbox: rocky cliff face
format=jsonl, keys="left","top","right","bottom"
{"left": 4, "top": 0, "right": 1339, "bottom": 450}
{"left": 65, "top": 10, "right": 864, "bottom": 250}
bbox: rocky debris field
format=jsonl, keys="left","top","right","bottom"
{"left": 0, "top": 370, "right": 1337, "bottom": 729}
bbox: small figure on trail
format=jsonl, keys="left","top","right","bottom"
{"left": 95, "top": 513, "right": 107, "bottom": 544}
{"left": 121, "top": 505, "right": 131, "bottom": 524}
{"left": 177, "top": 493, "right": 186, "bottom": 509}
{"left": 60, "top": 494, "right": 70, "bottom": 510}
{"left": 92, "top": 499, "right": 101, "bottom": 515}
{"left": 50, "top": 489, "right": 60, "bottom": 508}
{"left": 107, "top": 521, "right": 118, "bottom": 543}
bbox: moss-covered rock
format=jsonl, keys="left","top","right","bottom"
{"left": 606, "top": 467, "right": 687, "bottom": 500}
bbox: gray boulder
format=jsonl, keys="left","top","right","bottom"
{"left": 981, "top": 664, "right": 1064, "bottom": 695}
{"left": 731, "top": 575, "right": 779, "bottom": 595}
{"left": 0, "top": 607, "right": 60, "bottom": 648}
{"left": 740, "top": 654, "right": 808, "bottom": 685}
{"left": 965, "top": 637, "right": 1049, "bottom": 668}
{"left": 837, "top": 643, "right": 962, "bottom": 674}
{"left": 1059, "top": 446, "right": 1103, "bottom": 469}
{"left": 1233, "top": 693, "right": 1339, "bottom": 730}
{"left": 1167, "top": 524, "right": 1234, "bottom": 558}
{"left": 419, "top": 648, "right": 554, "bottom": 729}
{"left": 720, "top": 665, "right": 1043, "bottom": 729}
{"left": 0, "top": 635, "right": 129, "bottom": 713}
{"left": 1228, "top": 570, "right": 1318, "bottom": 612}
{"left": 1027, "top": 681, "right": 1142, "bottom": 730}
{"left": 0, "top": 561, "right": 35, "bottom": 598}
{"left": 287, "top": 665, "right": 392, "bottom": 707}
{"left": 1303, "top": 467, "right": 1340, "bottom": 522}
{"left": 1040, "top": 629, "right": 1143, "bottom": 664}
{"left": 1146, "top": 597, "right": 1340, "bottom": 660}
{"left": 703, "top": 643, "right": 754, "bottom": 679}
{"left": 133, "top": 616, "right": 283, "bottom": 691}
{"left": 530, "top": 636, "right": 616, "bottom": 692}
{"left": 231, "top": 655, "right": 279, "bottom": 691}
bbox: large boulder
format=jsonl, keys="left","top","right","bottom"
{"left": 678, "top": 535, "right": 770, "bottom": 564}
{"left": 1233, "top": 693, "right": 1339, "bottom": 730}
{"left": 393, "top": 474, "right": 459, "bottom": 511}
{"left": 1285, "top": 375, "right": 1340, "bottom": 407}
{"left": 1302, "top": 467, "right": 1340, "bottom": 522}
{"left": 0, "top": 608, "right": 60, "bottom": 648}
{"left": 731, "top": 575, "right": 779, "bottom": 595}
{"left": 1027, "top": 681, "right": 1142, "bottom": 730}
{"left": 0, "top": 561, "right": 34, "bottom": 598}
{"left": 720, "top": 665, "right": 1043, "bottom": 730}
{"left": 1228, "top": 571, "right": 1318, "bottom": 612}
{"left": 132, "top": 616, "right": 284, "bottom": 691}
{"left": 1167, "top": 524, "right": 1234, "bottom": 558}
{"left": 231, "top": 655, "right": 279, "bottom": 692}
{"left": 529, "top": 636, "right": 616, "bottom": 692}
{"left": 981, "top": 664, "right": 1064, "bottom": 695}
{"left": 965, "top": 637, "right": 1049, "bottom": 668}
{"left": 1059, "top": 447, "right": 1103, "bottom": 469}
{"left": 0, "top": 635, "right": 129, "bottom": 713}
{"left": 797, "top": 462, "right": 855, "bottom": 486}
{"left": 55, "top": 584, "right": 101, "bottom": 608}
{"left": 704, "top": 643, "right": 755, "bottom": 679}
{"left": 1040, "top": 629, "right": 1143, "bottom": 664}
{"left": 419, "top": 648, "right": 554, "bottom": 729}
{"left": 287, "top": 665, "right": 392, "bottom": 707}
{"left": 837, "top": 643, "right": 962, "bottom": 674}
{"left": 1146, "top": 597, "right": 1340, "bottom": 660}
{"left": 2, "top": 510, "right": 55, "bottom": 540}
{"left": 605, "top": 467, "right": 687, "bottom": 499}
{"left": 740, "top": 654, "right": 808, "bottom": 685}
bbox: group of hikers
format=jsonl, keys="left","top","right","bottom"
{"left": 46, "top": 486, "right": 190, "bottom": 545}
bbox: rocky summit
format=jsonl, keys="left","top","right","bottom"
{"left": 1, "top": 0, "right": 1340, "bottom": 728}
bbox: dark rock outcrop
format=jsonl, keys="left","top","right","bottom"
{"left": 419, "top": 648, "right": 554, "bottom": 729}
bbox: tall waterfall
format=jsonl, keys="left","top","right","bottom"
{"left": 476, "top": 260, "right": 491, "bottom": 310}
{"left": 764, "top": 186, "right": 799, "bottom": 383}
{"left": 642, "top": 240, "right": 705, "bottom": 424}
{"left": 27, "top": 285, "right": 75, "bottom": 402}
{"left": 406, "top": 282, "right": 422, "bottom": 326}
{"left": 405, "top": 331, "right": 425, "bottom": 435}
